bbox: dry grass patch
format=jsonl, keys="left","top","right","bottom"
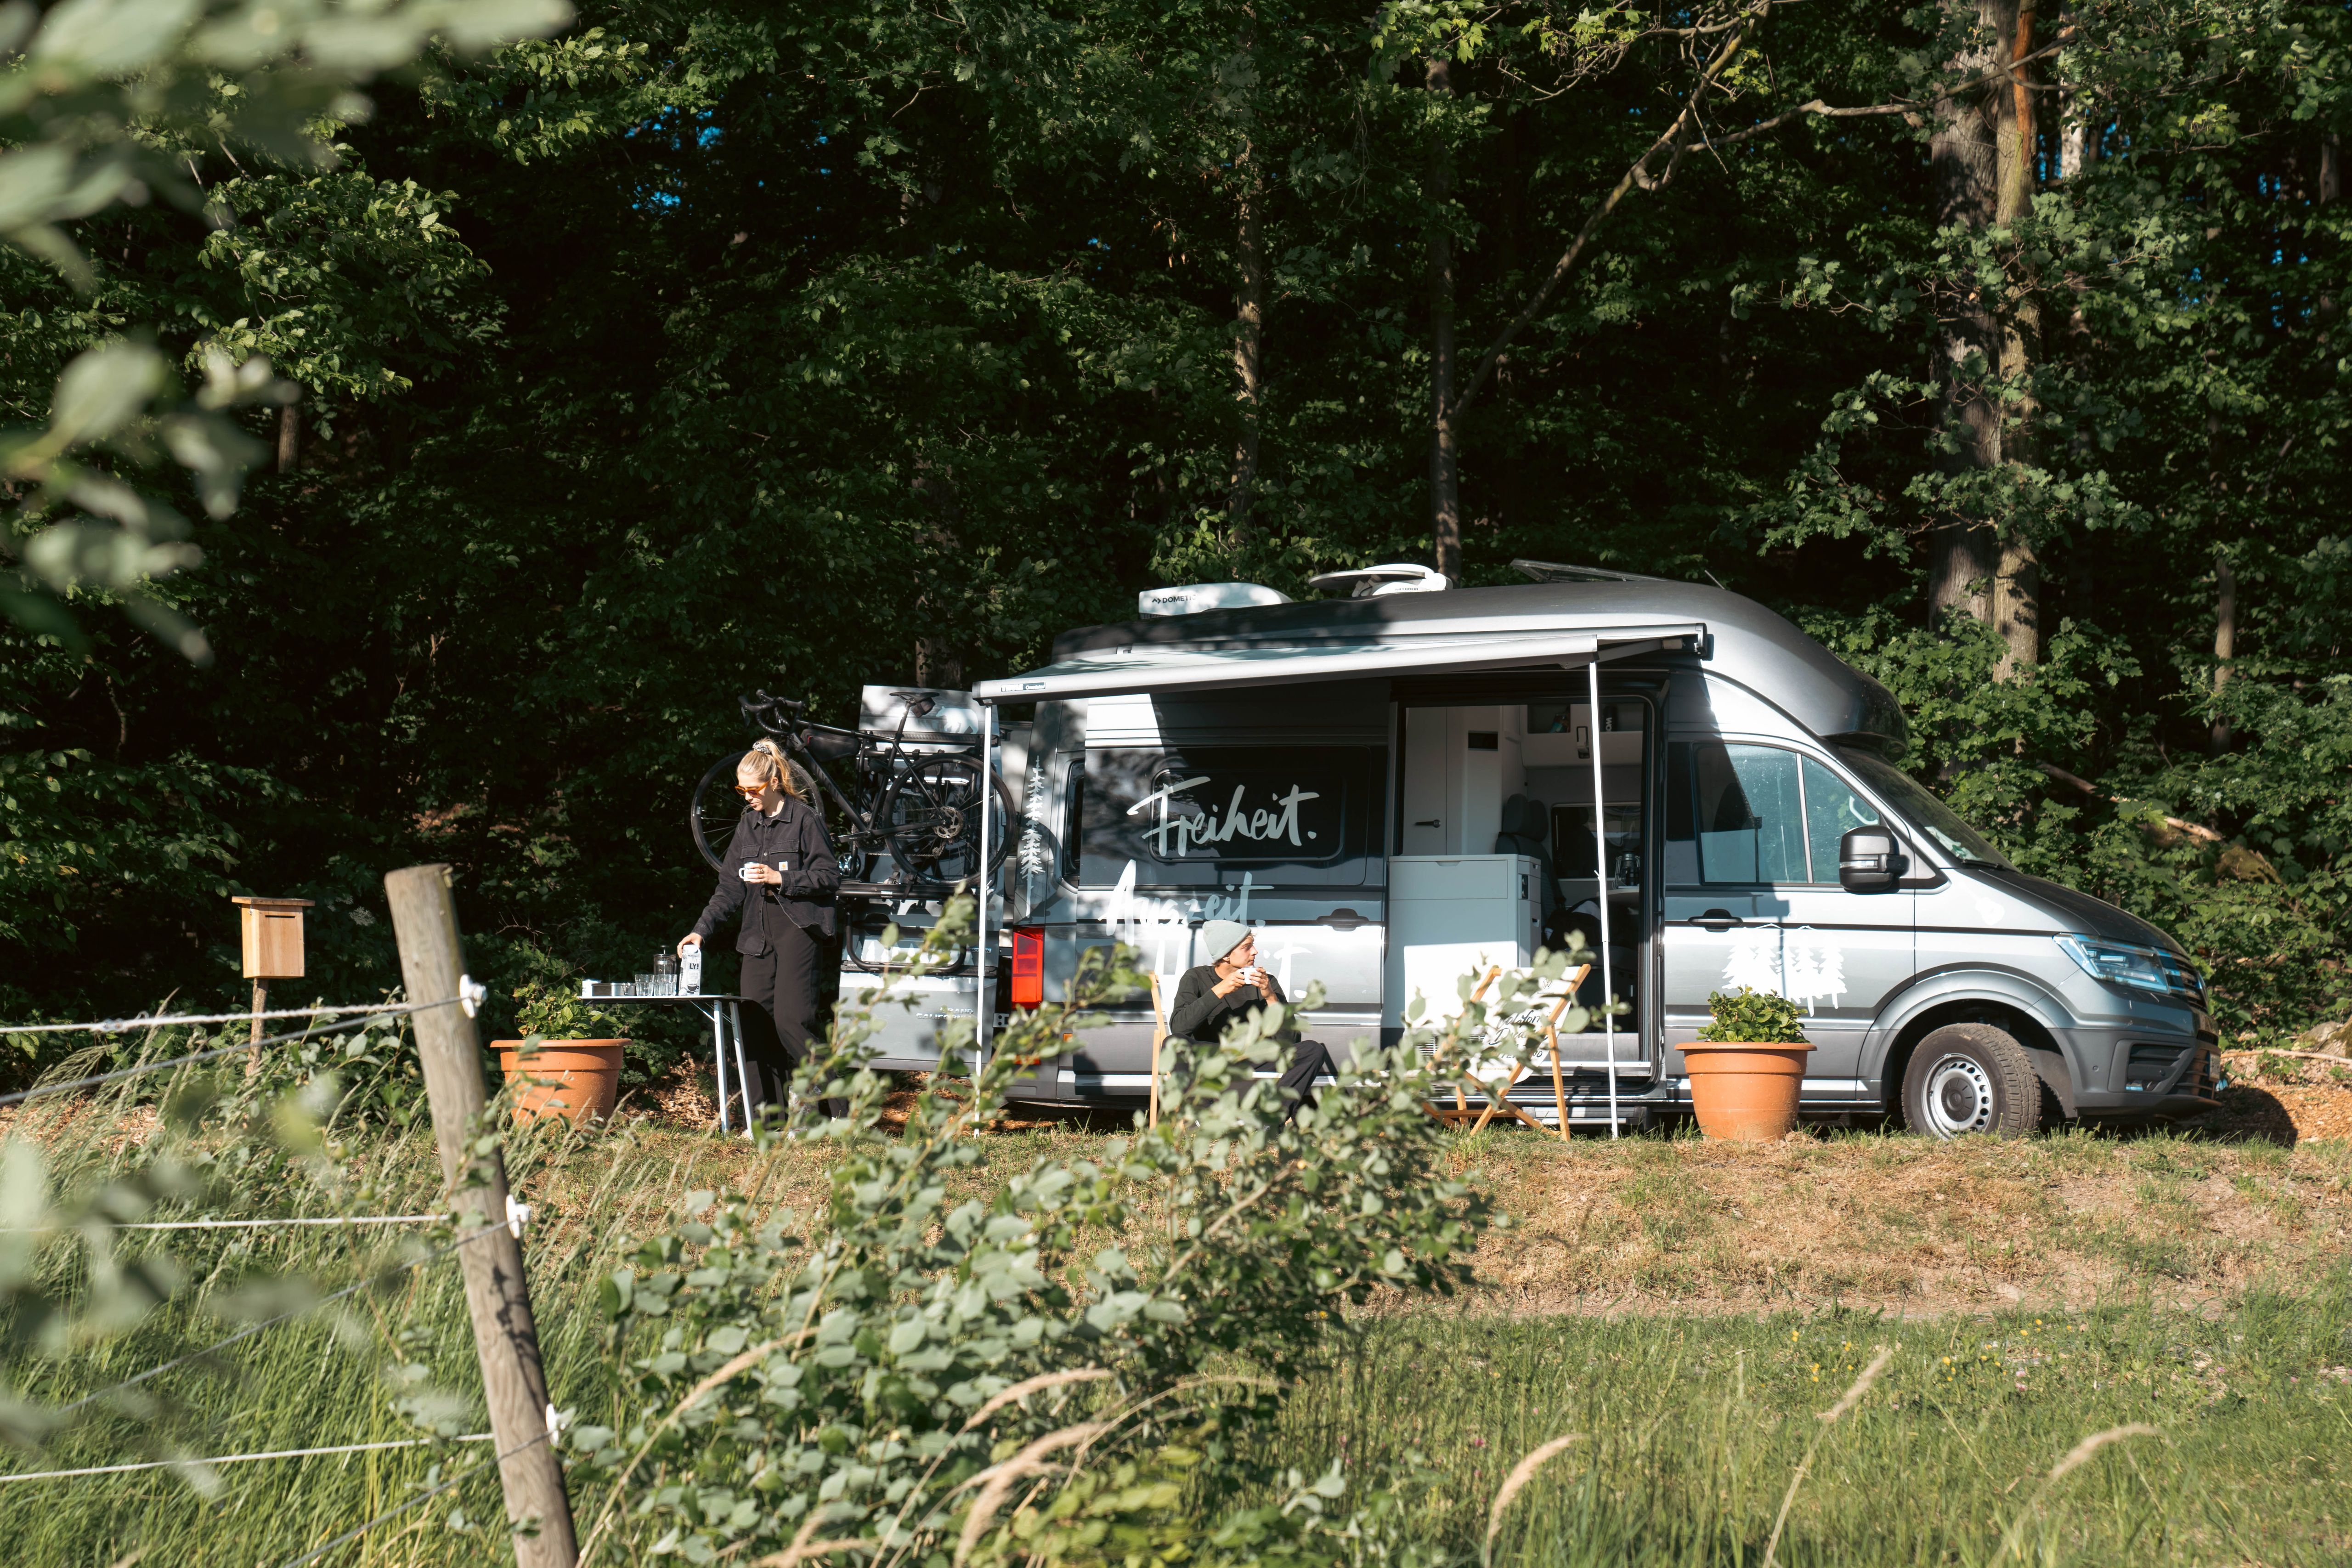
{"left": 1456, "top": 1128, "right": 2352, "bottom": 1316}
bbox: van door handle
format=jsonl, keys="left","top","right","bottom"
{"left": 1694, "top": 908, "right": 1741, "bottom": 931}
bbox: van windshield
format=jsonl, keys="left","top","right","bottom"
{"left": 1834, "top": 747, "right": 2014, "bottom": 871}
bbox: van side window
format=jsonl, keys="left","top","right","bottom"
{"left": 1693, "top": 742, "right": 1806, "bottom": 884}
{"left": 1062, "top": 762, "right": 1086, "bottom": 884}
{"left": 1664, "top": 742, "right": 1698, "bottom": 883}
{"left": 1666, "top": 742, "right": 1885, "bottom": 885}
{"left": 1801, "top": 756, "right": 1882, "bottom": 880}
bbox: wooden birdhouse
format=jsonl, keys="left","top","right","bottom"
{"left": 232, "top": 896, "right": 313, "bottom": 980}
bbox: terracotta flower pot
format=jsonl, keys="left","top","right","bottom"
{"left": 1682, "top": 1041, "right": 1815, "bottom": 1141}
{"left": 495, "top": 1039, "right": 628, "bottom": 1126}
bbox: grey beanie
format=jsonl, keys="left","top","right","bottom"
{"left": 1199, "top": 919, "right": 1250, "bottom": 963}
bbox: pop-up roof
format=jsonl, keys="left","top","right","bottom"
{"left": 974, "top": 620, "right": 1705, "bottom": 702}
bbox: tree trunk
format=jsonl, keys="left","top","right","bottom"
{"left": 1928, "top": 3, "right": 2001, "bottom": 630}
{"left": 1225, "top": 136, "right": 1265, "bottom": 543}
{"left": 2322, "top": 134, "right": 2341, "bottom": 327}
{"left": 1928, "top": 0, "right": 2040, "bottom": 674}
{"left": 276, "top": 401, "right": 300, "bottom": 472}
{"left": 2209, "top": 551, "right": 2236, "bottom": 753}
{"left": 2057, "top": 8, "right": 2096, "bottom": 181}
{"left": 911, "top": 462, "right": 964, "bottom": 688}
{"left": 1991, "top": 0, "right": 2041, "bottom": 674}
{"left": 1426, "top": 55, "right": 1461, "bottom": 583}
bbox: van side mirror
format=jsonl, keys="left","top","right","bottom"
{"left": 1838, "top": 827, "right": 1901, "bottom": 892}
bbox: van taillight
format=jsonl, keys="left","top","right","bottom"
{"left": 1010, "top": 927, "right": 1044, "bottom": 1008}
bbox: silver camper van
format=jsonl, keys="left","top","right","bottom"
{"left": 842, "top": 565, "right": 2220, "bottom": 1136}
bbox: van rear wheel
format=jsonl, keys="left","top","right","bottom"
{"left": 1901, "top": 1024, "right": 2041, "bottom": 1139}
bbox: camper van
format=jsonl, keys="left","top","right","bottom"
{"left": 839, "top": 565, "right": 2219, "bottom": 1137}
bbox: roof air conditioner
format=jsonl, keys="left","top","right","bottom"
{"left": 1136, "top": 583, "right": 1294, "bottom": 617}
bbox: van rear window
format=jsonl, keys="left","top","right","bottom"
{"left": 1078, "top": 747, "right": 1378, "bottom": 887}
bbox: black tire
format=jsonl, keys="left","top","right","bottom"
{"left": 1900, "top": 1023, "right": 2043, "bottom": 1139}
{"left": 878, "top": 754, "right": 1015, "bottom": 891}
{"left": 690, "top": 755, "right": 740, "bottom": 872}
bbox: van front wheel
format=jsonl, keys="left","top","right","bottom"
{"left": 1901, "top": 1024, "right": 2042, "bottom": 1139}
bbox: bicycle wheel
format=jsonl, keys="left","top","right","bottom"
{"left": 879, "top": 753, "right": 1016, "bottom": 891}
{"left": 690, "top": 756, "right": 741, "bottom": 872}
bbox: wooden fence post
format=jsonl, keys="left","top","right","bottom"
{"left": 385, "top": 864, "right": 579, "bottom": 1568}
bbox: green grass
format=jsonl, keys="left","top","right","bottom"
{"left": 3, "top": 1100, "right": 2350, "bottom": 1567}
{"left": 1268, "top": 1296, "right": 2352, "bottom": 1566}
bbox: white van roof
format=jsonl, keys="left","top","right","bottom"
{"left": 974, "top": 577, "right": 1907, "bottom": 754}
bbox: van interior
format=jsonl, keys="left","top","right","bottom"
{"left": 1393, "top": 694, "right": 1650, "bottom": 1075}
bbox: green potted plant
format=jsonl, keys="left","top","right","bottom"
{"left": 1683, "top": 987, "right": 1815, "bottom": 1141}
{"left": 496, "top": 979, "right": 629, "bottom": 1126}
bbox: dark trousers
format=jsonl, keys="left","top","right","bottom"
{"left": 740, "top": 920, "right": 845, "bottom": 1121}
{"left": 1276, "top": 1038, "right": 1334, "bottom": 1122}
{"left": 1174, "top": 1036, "right": 1333, "bottom": 1123}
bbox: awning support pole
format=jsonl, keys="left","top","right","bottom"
{"left": 974, "top": 702, "right": 995, "bottom": 1074}
{"left": 1588, "top": 658, "right": 1620, "bottom": 1138}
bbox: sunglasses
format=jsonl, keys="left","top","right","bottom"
{"left": 734, "top": 782, "right": 768, "bottom": 799}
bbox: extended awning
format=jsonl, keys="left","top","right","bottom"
{"left": 972, "top": 622, "right": 1706, "bottom": 703}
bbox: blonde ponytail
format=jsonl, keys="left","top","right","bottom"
{"left": 741, "top": 738, "right": 808, "bottom": 802}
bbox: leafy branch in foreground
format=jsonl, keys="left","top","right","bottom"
{"left": 0, "top": 0, "right": 569, "bottom": 657}
{"left": 576, "top": 898, "right": 1590, "bottom": 1564}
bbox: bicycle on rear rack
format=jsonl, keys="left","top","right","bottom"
{"left": 688, "top": 689, "right": 1013, "bottom": 923}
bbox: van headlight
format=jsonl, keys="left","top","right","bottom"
{"left": 2055, "top": 934, "right": 2205, "bottom": 1005}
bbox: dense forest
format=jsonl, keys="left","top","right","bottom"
{"left": 4, "top": 0, "right": 2349, "bottom": 1069}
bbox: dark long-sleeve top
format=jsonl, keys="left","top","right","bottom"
{"left": 691, "top": 798, "right": 840, "bottom": 951}
{"left": 1166, "top": 963, "right": 1294, "bottom": 1044}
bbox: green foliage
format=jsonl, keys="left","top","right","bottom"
{"left": 5, "top": 0, "right": 2352, "bottom": 1061}
{"left": 1696, "top": 988, "right": 1810, "bottom": 1046}
{"left": 571, "top": 900, "right": 1560, "bottom": 1563}
{"left": 0, "top": 0, "right": 568, "bottom": 658}
{"left": 506, "top": 943, "right": 621, "bottom": 1041}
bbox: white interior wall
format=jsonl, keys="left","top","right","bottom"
{"left": 1400, "top": 705, "right": 1529, "bottom": 856}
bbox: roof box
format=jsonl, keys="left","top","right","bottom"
{"left": 1307, "top": 562, "right": 1451, "bottom": 598}
{"left": 1137, "top": 582, "right": 1293, "bottom": 617}
{"left": 859, "top": 685, "right": 983, "bottom": 738}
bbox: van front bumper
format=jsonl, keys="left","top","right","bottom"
{"left": 2063, "top": 1020, "right": 2222, "bottom": 1122}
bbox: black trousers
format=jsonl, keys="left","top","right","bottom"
{"left": 1275, "top": 1038, "right": 1334, "bottom": 1121}
{"left": 739, "top": 920, "right": 846, "bottom": 1121}
{"left": 1174, "top": 1036, "right": 1333, "bottom": 1123}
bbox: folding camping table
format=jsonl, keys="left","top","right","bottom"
{"left": 579, "top": 987, "right": 756, "bottom": 1137}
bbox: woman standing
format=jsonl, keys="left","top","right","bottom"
{"left": 679, "top": 738, "right": 845, "bottom": 1121}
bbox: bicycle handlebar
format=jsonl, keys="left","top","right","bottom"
{"left": 740, "top": 691, "right": 806, "bottom": 735}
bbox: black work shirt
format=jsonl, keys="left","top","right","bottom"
{"left": 692, "top": 798, "right": 840, "bottom": 951}
{"left": 1166, "top": 963, "right": 1294, "bottom": 1044}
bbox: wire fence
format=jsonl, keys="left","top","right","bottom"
{"left": 0, "top": 985, "right": 485, "bottom": 1111}
{"left": 0, "top": 1433, "right": 494, "bottom": 1484}
{"left": 0, "top": 993, "right": 474, "bottom": 1037}
{"left": 48, "top": 1217, "right": 515, "bottom": 1421}
{"left": 1, "top": 965, "right": 563, "bottom": 1563}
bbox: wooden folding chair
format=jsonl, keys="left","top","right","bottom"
{"left": 1445, "top": 964, "right": 1591, "bottom": 1141}
{"left": 1145, "top": 973, "right": 1168, "bottom": 1129}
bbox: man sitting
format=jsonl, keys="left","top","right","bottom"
{"left": 1165, "top": 920, "right": 1333, "bottom": 1123}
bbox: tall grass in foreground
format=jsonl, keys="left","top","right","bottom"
{"left": 1271, "top": 1291, "right": 2352, "bottom": 1566}
{"left": 0, "top": 1086, "right": 771, "bottom": 1568}
{"left": 4, "top": 1080, "right": 2349, "bottom": 1567}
